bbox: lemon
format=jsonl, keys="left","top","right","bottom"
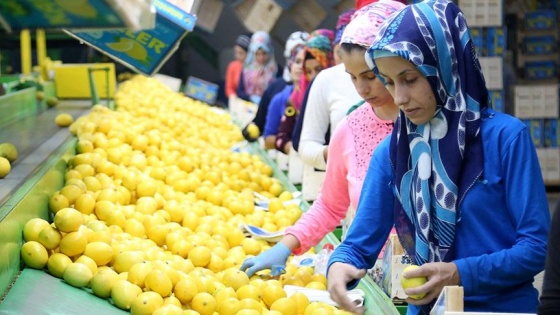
{"left": 0, "top": 143, "right": 17, "bottom": 162}
{"left": 237, "top": 310, "right": 260, "bottom": 315}
{"left": 127, "top": 261, "right": 153, "bottom": 288}
{"left": 75, "top": 255, "right": 98, "bottom": 275}
{"left": 238, "top": 298, "right": 261, "bottom": 312}
{"left": 74, "top": 193, "right": 96, "bottom": 215}
{"left": 48, "top": 193, "right": 69, "bottom": 214}
{"left": 191, "top": 292, "right": 217, "bottom": 315}
{"left": 37, "top": 225, "right": 62, "bottom": 250}
{"left": 111, "top": 280, "right": 143, "bottom": 310}
{"left": 63, "top": 262, "right": 93, "bottom": 288}
{"left": 305, "top": 281, "right": 327, "bottom": 290}
{"left": 23, "top": 218, "right": 51, "bottom": 242}
{"left": 152, "top": 304, "right": 184, "bottom": 315}
{"left": 241, "top": 238, "right": 262, "bottom": 256}
{"left": 47, "top": 252, "right": 72, "bottom": 278}
{"left": 54, "top": 207, "right": 84, "bottom": 233}
{"left": 262, "top": 284, "right": 287, "bottom": 308}
{"left": 0, "top": 157, "right": 10, "bottom": 178}
{"left": 144, "top": 269, "right": 173, "bottom": 297}
{"left": 290, "top": 291, "right": 310, "bottom": 314}
{"left": 59, "top": 231, "right": 88, "bottom": 257}
{"left": 83, "top": 241, "right": 113, "bottom": 266}
{"left": 401, "top": 264, "right": 428, "bottom": 299}
{"left": 187, "top": 245, "right": 211, "bottom": 268}
{"left": 90, "top": 268, "right": 119, "bottom": 298}
{"left": 173, "top": 277, "right": 198, "bottom": 304}
{"left": 21, "top": 241, "right": 49, "bottom": 269}
{"left": 46, "top": 97, "right": 58, "bottom": 108}
{"left": 270, "top": 297, "right": 298, "bottom": 315}
{"left": 218, "top": 297, "right": 241, "bottom": 314}
{"left": 59, "top": 184, "right": 84, "bottom": 205}
{"left": 221, "top": 268, "right": 250, "bottom": 291}
{"left": 236, "top": 284, "right": 261, "bottom": 301}
{"left": 130, "top": 291, "right": 164, "bottom": 315}
{"left": 246, "top": 123, "right": 260, "bottom": 139}
{"left": 55, "top": 113, "right": 74, "bottom": 127}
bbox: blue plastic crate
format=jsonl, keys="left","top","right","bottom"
{"left": 470, "top": 28, "right": 485, "bottom": 56}
{"left": 523, "top": 36, "right": 556, "bottom": 55}
{"left": 486, "top": 27, "right": 506, "bottom": 57}
{"left": 525, "top": 10, "right": 557, "bottom": 30}
{"left": 525, "top": 61, "right": 558, "bottom": 80}
{"left": 545, "top": 119, "right": 558, "bottom": 148}
{"left": 490, "top": 90, "right": 505, "bottom": 112}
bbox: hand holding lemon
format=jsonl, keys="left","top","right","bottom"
{"left": 400, "top": 265, "right": 428, "bottom": 299}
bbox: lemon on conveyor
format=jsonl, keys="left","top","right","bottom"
{"left": 0, "top": 156, "right": 10, "bottom": 178}
{"left": 0, "top": 142, "right": 17, "bottom": 162}
{"left": 55, "top": 113, "right": 74, "bottom": 127}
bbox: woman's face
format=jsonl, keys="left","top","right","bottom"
{"left": 341, "top": 48, "right": 393, "bottom": 108}
{"left": 304, "top": 58, "right": 322, "bottom": 81}
{"left": 234, "top": 45, "right": 247, "bottom": 62}
{"left": 255, "top": 48, "right": 269, "bottom": 65}
{"left": 290, "top": 49, "right": 305, "bottom": 84}
{"left": 374, "top": 56, "right": 437, "bottom": 125}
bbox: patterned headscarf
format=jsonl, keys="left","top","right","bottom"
{"left": 289, "top": 34, "right": 334, "bottom": 110}
{"left": 341, "top": 0, "right": 406, "bottom": 48}
{"left": 243, "top": 31, "right": 278, "bottom": 97}
{"left": 367, "top": 0, "right": 486, "bottom": 266}
{"left": 283, "top": 31, "right": 310, "bottom": 82}
{"left": 309, "top": 29, "right": 335, "bottom": 49}
{"left": 334, "top": 9, "right": 356, "bottom": 45}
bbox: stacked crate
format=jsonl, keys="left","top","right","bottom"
{"left": 459, "top": 0, "right": 506, "bottom": 112}
{"left": 512, "top": 2, "right": 560, "bottom": 184}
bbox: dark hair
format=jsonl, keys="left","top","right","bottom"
{"left": 340, "top": 42, "right": 367, "bottom": 54}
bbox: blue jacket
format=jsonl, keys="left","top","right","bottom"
{"left": 263, "top": 85, "right": 293, "bottom": 137}
{"left": 329, "top": 110, "right": 550, "bottom": 314}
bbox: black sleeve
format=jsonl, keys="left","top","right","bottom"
{"left": 539, "top": 204, "right": 560, "bottom": 315}
{"left": 236, "top": 72, "right": 250, "bottom": 101}
{"left": 250, "top": 78, "right": 287, "bottom": 131}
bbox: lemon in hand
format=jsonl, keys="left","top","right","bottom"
{"left": 400, "top": 265, "right": 428, "bottom": 299}
{"left": 246, "top": 123, "right": 260, "bottom": 139}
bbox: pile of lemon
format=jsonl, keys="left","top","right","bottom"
{"left": 20, "top": 76, "right": 351, "bottom": 315}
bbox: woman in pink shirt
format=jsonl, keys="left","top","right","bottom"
{"left": 240, "top": 0, "right": 405, "bottom": 278}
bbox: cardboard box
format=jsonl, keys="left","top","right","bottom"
{"left": 289, "top": 0, "right": 327, "bottom": 32}
{"left": 371, "top": 234, "right": 411, "bottom": 301}
{"left": 458, "top": 0, "right": 502, "bottom": 27}
{"left": 479, "top": 57, "right": 503, "bottom": 90}
{"left": 0, "top": 0, "right": 151, "bottom": 32}
{"left": 234, "top": 0, "right": 282, "bottom": 33}
{"left": 65, "top": 0, "right": 196, "bottom": 75}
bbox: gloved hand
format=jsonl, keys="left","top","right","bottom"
{"left": 249, "top": 95, "right": 261, "bottom": 105}
{"left": 240, "top": 242, "right": 291, "bottom": 278}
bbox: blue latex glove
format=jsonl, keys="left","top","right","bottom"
{"left": 249, "top": 95, "right": 261, "bottom": 104}
{"left": 240, "top": 242, "right": 291, "bottom": 278}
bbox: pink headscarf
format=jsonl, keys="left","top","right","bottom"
{"left": 355, "top": 0, "right": 407, "bottom": 10}
{"left": 342, "top": 0, "right": 406, "bottom": 48}
{"left": 242, "top": 31, "right": 278, "bottom": 97}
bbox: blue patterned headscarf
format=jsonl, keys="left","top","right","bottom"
{"left": 367, "top": 0, "right": 487, "bottom": 265}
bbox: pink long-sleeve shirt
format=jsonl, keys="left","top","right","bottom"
{"left": 285, "top": 104, "right": 393, "bottom": 254}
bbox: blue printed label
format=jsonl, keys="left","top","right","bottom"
{"left": 0, "top": 0, "right": 125, "bottom": 30}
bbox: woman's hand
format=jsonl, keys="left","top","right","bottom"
{"left": 327, "top": 262, "right": 367, "bottom": 314}
{"left": 403, "top": 262, "right": 461, "bottom": 305}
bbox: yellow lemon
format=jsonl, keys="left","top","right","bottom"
{"left": 173, "top": 277, "right": 198, "bottom": 304}
{"left": 236, "top": 284, "right": 261, "bottom": 301}
{"left": 23, "top": 218, "right": 51, "bottom": 242}
{"left": 270, "top": 297, "right": 298, "bottom": 315}
{"left": 113, "top": 251, "right": 145, "bottom": 273}
{"left": 188, "top": 245, "right": 212, "bottom": 267}
{"left": 55, "top": 113, "right": 74, "bottom": 127}
{"left": 0, "top": 142, "right": 17, "bottom": 162}
{"left": 59, "top": 184, "right": 84, "bottom": 205}
{"left": 49, "top": 193, "right": 69, "bottom": 214}
{"left": 37, "top": 225, "right": 62, "bottom": 250}
{"left": 144, "top": 269, "right": 173, "bottom": 297}
{"left": 222, "top": 268, "right": 250, "bottom": 291}
{"left": 218, "top": 297, "right": 241, "bottom": 314}
{"left": 305, "top": 281, "right": 327, "bottom": 290}
{"left": 0, "top": 157, "right": 10, "bottom": 178}
{"left": 262, "top": 284, "right": 287, "bottom": 308}
{"left": 152, "top": 304, "right": 184, "bottom": 315}
{"left": 127, "top": 261, "right": 153, "bottom": 288}
{"left": 90, "top": 268, "right": 119, "bottom": 298}
{"left": 21, "top": 241, "right": 48, "bottom": 269}
{"left": 63, "top": 262, "right": 93, "bottom": 288}
{"left": 241, "top": 238, "right": 262, "bottom": 256}
{"left": 191, "top": 292, "right": 217, "bottom": 315}
{"left": 74, "top": 193, "right": 96, "bottom": 215}
{"left": 47, "top": 252, "right": 72, "bottom": 278}
{"left": 83, "top": 241, "right": 113, "bottom": 266}
{"left": 290, "top": 291, "right": 310, "bottom": 314}
{"left": 111, "top": 280, "right": 143, "bottom": 310}
{"left": 75, "top": 255, "right": 98, "bottom": 275}
{"left": 59, "top": 231, "right": 88, "bottom": 257}
{"left": 130, "top": 291, "right": 164, "bottom": 315}
{"left": 400, "top": 265, "right": 428, "bottom": 299}
{"left": 237, "top": 298, "right": 262, "bottom": 312}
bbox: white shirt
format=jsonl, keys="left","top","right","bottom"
{"left": 298, "top": 64, "right": 362, "bottom": 170}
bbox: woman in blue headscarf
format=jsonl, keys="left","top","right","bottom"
{"left": 327, "top": 1, "right": 550, "bottom": 314}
